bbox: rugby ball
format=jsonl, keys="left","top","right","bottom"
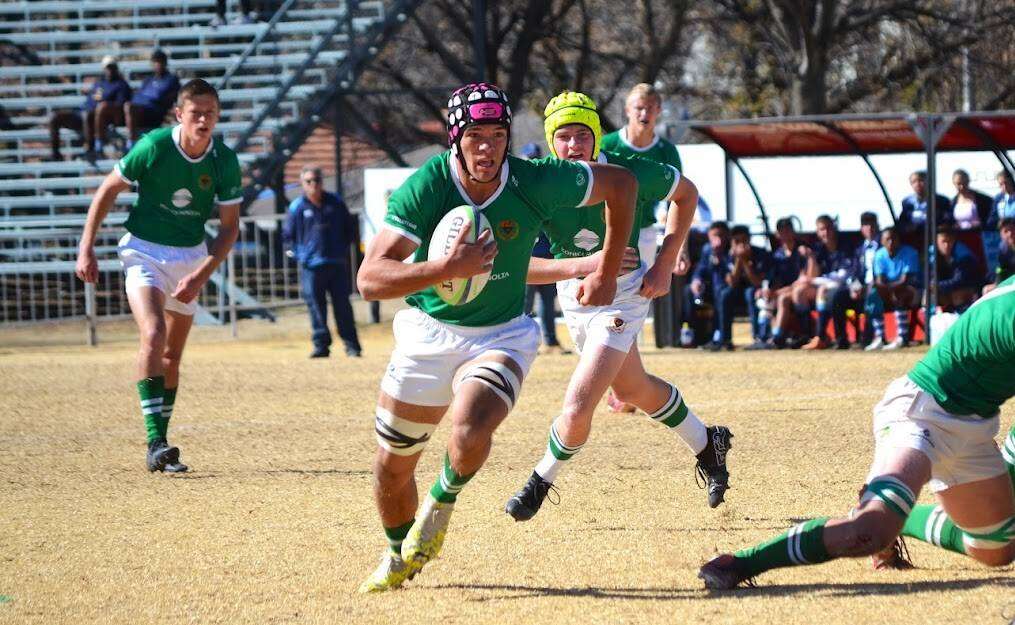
{"left": 427, "top": 205, "right": 492, "bottom": 305}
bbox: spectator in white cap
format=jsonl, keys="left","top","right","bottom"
{"left": 49, "top": 54, "right": 132, "bottom": 162}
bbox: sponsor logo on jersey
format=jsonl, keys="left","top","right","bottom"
{"left": 489, "top": 272, "right": 510, "bottom": 281}
{"left": 171, "top": 188, "right": 193, "bottom": 208}
{"left": 576, "top": 172, "right": 586, "bottom": 187}
{"left": 496, "top": 219, "right": 519, "bottom": 240}
{"left": 573, "top": 228, "right": 600, "bottom": 251}
{"left": 198, "top": 174, "right": 213, "bottom": 191}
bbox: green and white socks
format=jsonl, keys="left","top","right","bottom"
{"left": 428, "top": 453, "right": 475, "bottom": 504}
{"left": 384, "top": 521, "right": 414, "bottom": 557}
{"left": 734, "top": 517, "right": 832, "bottom": 576}
{"left": 648, "top": 384, "right": 708, "bottom": 455}
{"left": 137, "top": 376, "right": 178, "bottom": 443}
{"left": 534, "top": 421, "right": 584, "bottom": 484}
{"left": 900, "top": 504, "right": 966, "bottom": 555}
{"left": 138, "top": 376, "right": 165, "bottom": 444}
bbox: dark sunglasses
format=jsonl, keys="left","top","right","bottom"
{"left": 302, "top": 177, "right": 322, "bottom": 184}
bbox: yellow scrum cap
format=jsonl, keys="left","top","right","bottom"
{"left": 543, "top": 91, "right": 602, "bottom": 159}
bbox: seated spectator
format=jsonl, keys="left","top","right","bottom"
{"left": 983, "top": 217, "right": 1015, "bottom": 295}
{"left": 897, "top": 169, "right": 952, "bottom": 245}
{"left": 49, "top": 55, "right": 132, "bottom": 162}
{"left": 934, "top": 224, "right": 982, "bottom": 312}
{"left": 684, "top": 221, "right": 732, "bottom": 351}
{"left": 866, "top": 227, "right": 921, "bottom": 351}
{"left": 211, "top": 0, "right": 266, "bottom": 26}
{"left": 722, "top": 224, "right": 771, "bottom": 348}
{"left": 757, "top": 217, "right": 810, "bottom": 350}
{"left": 950, "top": 169, "right": 994, "bottom": 231}
{"left": 986, "top": 170, "right": 1015, "bottom": 275}
{"left": 124, "top": 49, "right": 180, "bottom": 149}
{"left": 835, "top": 211, "right": 880, "bottom": 347}
{"left": 799, "top": 215, "right": 858, "bottom": 350}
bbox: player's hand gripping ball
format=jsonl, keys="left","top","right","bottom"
{"left": 428, "top": 205, "right": 494, "bottom": 305}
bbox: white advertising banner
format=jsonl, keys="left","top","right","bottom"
{"left": 361, "top": 168, "right": 417, "bottom": 247}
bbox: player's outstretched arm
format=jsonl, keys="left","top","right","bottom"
{"left": 173, "top": 202, "right": 240, "bottom": 304}
{"left": 526, "top": 247, "right": 640, "bottom": 285}
{"left": 579, "top": 163, "right": 637, "bottom": 305}
{"left": 357, "top": 224, "right": 496, "bottom": 301}
{"left": 642, "top": 176, "right": 698, "bottom": 298}
{"left": 76, "top": 171, "right": 131, "bottom": 283}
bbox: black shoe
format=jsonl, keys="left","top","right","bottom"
{"left": 835, "top": 340, "right": 851, "bottom": 350}
{"left": 345, "top": 347, "right": 362, "bottom": 358}
{"left": 505, "top": 471, "right": 559, "bottom": 521}
{"left": 699, "top": 554, "right": 756, "bottom": 590}
{"left": 744, "top": 340, "right": 774, "bottom": 351}
{"left": 695, "top": 426, "right": 733, "bottom": 508}
{"left": 310, "top": 347, "right": 330, "bottom": 358}
{"left": 699, "top": 341, "right": 723, "bottom": 352}
{"left": 146, "top": 438, "right": 180, "bottom": 473}
{"left": 164, "top": 444, "right": 189, "bottom": 473}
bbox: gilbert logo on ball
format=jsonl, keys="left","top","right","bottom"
{"left": 427, "top": 205, "right": 493, "bottom": 305}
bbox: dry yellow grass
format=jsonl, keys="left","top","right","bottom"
{"left": 1, "top": 307, "right": 1013, "bottom": 625}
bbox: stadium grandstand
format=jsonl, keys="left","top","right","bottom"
{"left": 0, "top": 0, "right": 420, "bottom": 330}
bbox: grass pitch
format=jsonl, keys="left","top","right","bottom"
{"left": 1, "top": 307, "right": 1012, "bottom": 624}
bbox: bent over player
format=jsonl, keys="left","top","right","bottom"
{"left": 699, "top": 276, "right": 1015, "bottom": 590}
{"left": 75, "top": 79, "right": 242, "bottom": 473}
{"left": 355, "top": 83, "right": 638, "bottom": 592}
{"left": 504, "top": 92, "right": 733, "bottom": 522}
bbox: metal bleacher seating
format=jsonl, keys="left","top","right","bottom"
{"left": 0, "top": 0, "right": 388, "bottom": 219}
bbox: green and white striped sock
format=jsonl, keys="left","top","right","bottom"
{"left": 647, "top": 384, "right": 708, "bottom": 454}
{"left": 384, "top": 521, "right": 414, "bottom": 556}
{"left": 158, "top": 387, "right": 176, "bottom": 440}
{"left": 901, "top": 504, "right": 966, "bottom": 555}
{"left": 534, "top": 420, "right": 583, "bottom": 484}
{"left": 428, "top": 453, "right": 475, "bottom": 504}
{"left": 734, "top": 517, "right": 832, "bottom": 577}
{"left": 137, "top": 376, "right": 165, "bottom": 444}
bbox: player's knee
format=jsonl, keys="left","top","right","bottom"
{"left": 140, "top": 320, "right": 167, "bottom": 349}
{"left": 448, "top": 422, "right": 491, "bottom": 456}
{"left": 969, "top": 545, "right": 1015, "bottom": 567}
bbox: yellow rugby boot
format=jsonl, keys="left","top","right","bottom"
{"left": 400, "top": 494, "right": 454, "bottom": 574}
{"left": 358, "top": 551, "right": 414, "bottom": 593}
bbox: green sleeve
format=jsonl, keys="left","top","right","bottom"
{"left": 216, "top": 148, "right": 243, "bottom": 205}
{"left": 631, "top": 157, "right": 680, "bottom": 203}
{"left": 115, "top": 135, "right": 158, "bottom": 183}
{"left": 532, "top": 157, "right": 594, "bottom": 211}
{"left": 383, "top": 168, "right": 440, "bottom": 246}
{"left": 665, "top": 142, "right": 683, "bottom": 172}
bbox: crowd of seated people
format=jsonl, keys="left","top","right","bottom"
{"left": 680, "top": 166, "right": 1015, "bottom": 352}
{"left": 48, "top": 49, "right": 180, "bottom": 162}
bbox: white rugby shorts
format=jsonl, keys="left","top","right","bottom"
{"left": 556, "top": 263, "right": 650, "bottom": 354}
{"left": 638, "top": 225, "right": 659, "bottom": 265}
{"left": 380, "top": 307, "right": 540, "bottom": 407}
{"left": 867, "top": 376, "right": 1005, "bottom": 493}
{"left": 118, "top": 233, "right": 208, "bottom": 315}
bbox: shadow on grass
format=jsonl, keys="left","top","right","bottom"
{"left": 434, "top": 576, "right": 1013, "bottom": 601}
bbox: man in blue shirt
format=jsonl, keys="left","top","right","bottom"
{"left": 125, "top": 49, "right": 180, "bottom": 149}
{"left": 836, "top": 211, "right": 881, "bottom": 347}
{"left": 283, "top": 165, "right": 363, "bottom": 358}
{"left": 49, "top": 55, "right": 132, "bottom": 161}
{"left": 983, "top": 218, "right": 1015, "bottom": 295}
{"left": 684, "top": 221, "right": 732, "bottom": 350}
{"left": 725, "top": 224, "right": 772, "bottom": 347}
{"left": 935, "top": 224, "right": 982, "bottom": 312}
{"left": 868, "top": 226, "right": 921, "bottom": 350}
{"left": 897, "top": 170, "right": 953, "bottom": 244}
{"left": 753, "top": 217, "right": 810, "bottom": 350}
{"left": 985, "top": 171, "right": 1015, "bottom": 276}
{"left": 800, "top": 215, "right": 858, "bottom": 350}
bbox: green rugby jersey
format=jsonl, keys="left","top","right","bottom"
{"left": 116, "top": 126, "right": 243, "bottom": 247}
{"left": 908, "top": 275, "right": 1015, "bottom": 418}
{"left": 540, "top": 151, "right": 679, "bottom": 262}
{"left": 384, "top": 151, "right": 593, "bottom": 326}
{"left": 601, "top": 128, "right": 683, "bottom": 229}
